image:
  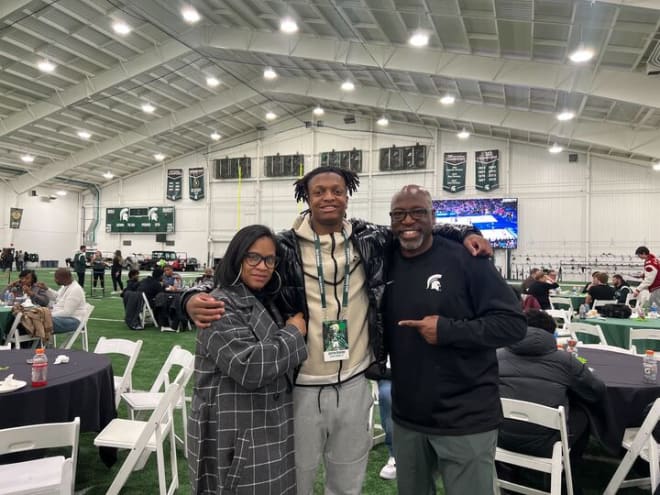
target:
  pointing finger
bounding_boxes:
[398,320,423,327]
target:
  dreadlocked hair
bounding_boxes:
[292,166,360,204]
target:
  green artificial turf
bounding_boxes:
[1,269,649,494]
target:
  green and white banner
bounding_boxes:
[475,149,499,192]
[442,152,467,193]
[9,208,23,229]
[189,167,205,201]
[166,169,183,201]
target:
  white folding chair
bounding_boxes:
[549,297,574,314]
[94,382,182,495]
[625,292,637,309]
[495,398,573,495]
[5,313,40,349]
[122,345,194,456]
[593,299,617,310]
[94,337,143,408]
[568,322,608,345]
[368,380,386,447]
[0,417,80,495]
[604,398,660,494]
[629,328,660,355]
[52,303,94,352]
[141,292,157,328]
[545,309,571,337]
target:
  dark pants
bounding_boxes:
[111,269,123,291]
[76,270,85,287]
[93,271,105,288]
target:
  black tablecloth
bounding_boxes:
[577,348,660,454]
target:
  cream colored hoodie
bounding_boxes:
[293,215,373,385]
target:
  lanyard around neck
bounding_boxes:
[313,229,351,318]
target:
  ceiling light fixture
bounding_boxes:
[21,154,34,163]
[377,116,389,126]
[569,46,594,63]
[210,132,221,141]
[154,153,166,161]
[439,94,456,105]
[280,17,298,34]
[653,162,660,171]
[112,21,131,35]
[181,5,201,24]
[103,171,114,179]
[265,111,277,120]
[206,76,220,87]
[142,103,155,113]
[548,143,563,154]
[556,111,575,122]
[37,59,56,73]
[77,130,91,140]
[341,80,355,91]
[457,128,470,139]
[408,30,429,47]
[263,67,277,80]
[56,190,67,196]
[313,105,324,116]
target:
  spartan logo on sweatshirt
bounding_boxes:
[426,274,443,292]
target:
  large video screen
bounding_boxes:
[106,207,175,233]
[432,198,518,249]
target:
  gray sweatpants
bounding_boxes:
[293,375,373,495]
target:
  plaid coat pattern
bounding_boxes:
[187,284,308,494]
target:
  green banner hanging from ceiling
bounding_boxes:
[166,169,183,201]
[189,167,205,201]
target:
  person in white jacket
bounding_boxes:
[46,268,87,333]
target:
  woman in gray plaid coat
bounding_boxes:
[188,225,308,494]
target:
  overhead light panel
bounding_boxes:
[263,67,277,80]
[112,21,131,35]
[154,153,166,161]
[181,5,201,24]
[377,116,389,126]
[103,171,114,179]
[280,17,298,34]
[313,105,324,116]
[439,94,455,105]
[37,60,56,73]
[265,111,277,121]
[210,132,221,141]
[457,128,470,139]
[206,76,220,87]
[77,130,91,140]
[548,143,563,154]
[408,30,429,47]
[21,154,34,163]
[653,162,660,171]
[556,111,575,122]
[341,80,355,91]
[56,190,67,196]
[569,46,594,63]
[142,103,155,113]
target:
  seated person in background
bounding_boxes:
[526,269,559,310]
[5,269,51,307]
[137,267,164,307]
[497,309,606,491]
[521,267,541,293]
[121,269,140,297]
[582,271,599,294]
[194,267,214,286]
[45,268,87,333]
[612,274,631,304]
[162,265,183,291]
[585,272,616,307]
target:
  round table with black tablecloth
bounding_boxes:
[0,349,117,465]
[576,347,660,455]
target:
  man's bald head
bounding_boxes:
[391,185,433,209]
[54,267,73,286]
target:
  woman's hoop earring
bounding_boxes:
[267,270,282,295]
[230,266,243,286]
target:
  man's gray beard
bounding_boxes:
[398,235,424,252]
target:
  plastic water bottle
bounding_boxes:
[31,348,48,388]
[5,290,14,307]
[572,286,578,295]
[651,302,658,317]
[579,304,588,319]
[643,350,657,384]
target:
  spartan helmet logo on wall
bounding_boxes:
[426,274,443,292]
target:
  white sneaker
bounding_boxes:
[379,456,396,480]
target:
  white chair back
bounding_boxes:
[94,337,143,408]
[545,309,571,337]
[0,417,80,495]
[593,299,617,310]
[549,296,574,314]
[629,328,660,355]
[568,322,608,346]
[496,398,573,495]
[140,292,156,328]
[55,302,94,351]
[5,313,40,349]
